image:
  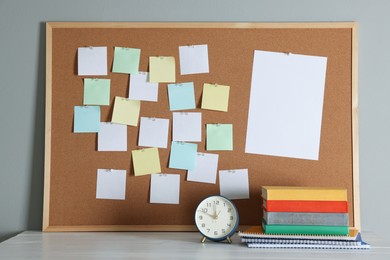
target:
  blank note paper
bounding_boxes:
[169,141,197,170]
[73,106,100,133]
[201,83,230,112]
[150,173,180,204]
[149,56,176,83]
[168,82,196,111]
[245,50,327,160]
[179,44,209,75]
[84,78,110,106]
[96,169,126,200]
[187,153,219,184]
[206,124,233,151]
[98,122,127,151]
[78,47,107,76]
[172,112,201,142]
[132,148,161,176]
[112,47,141,74]
[219,169,250,200]
[138,117,170,148]
[129,72,159,102]
[111,97,141,126]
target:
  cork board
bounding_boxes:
[43,22,359,232]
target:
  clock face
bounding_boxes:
[194,195,239,241]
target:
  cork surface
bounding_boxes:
[47,25,354,228]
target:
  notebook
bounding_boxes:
[242,237,363,245]
[239,226,370,250]
[239,226,359,241]
[247,243,370,249]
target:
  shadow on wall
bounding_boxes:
[0,232,21,243]
[0,22,45,244]
[26,22,46,233]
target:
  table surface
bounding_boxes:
[0,231,389,259]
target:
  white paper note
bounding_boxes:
[129,72,159,102]
[172,112,201,142]
[78,47,107,76]
[179,44,209,75]
[187,153,219,184]
[98,122,127,151]
[219,169,249,200]
[96,169,126,200]
[245,50,327,160]
[138,117,170,148]
[150,174,180,204]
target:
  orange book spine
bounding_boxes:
[264,200,348,213]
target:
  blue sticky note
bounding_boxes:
[169,141,197,170]
[74,106,100,133]
[168,82,196,111]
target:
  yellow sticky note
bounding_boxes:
[201,83,230,112]
[149,56,176,83]
[132,148,162,176]
[111,96,141,126]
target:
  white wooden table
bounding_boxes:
[0,231,389,259]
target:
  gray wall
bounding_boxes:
[0,0,389,242]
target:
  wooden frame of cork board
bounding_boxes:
[43,22,359,232]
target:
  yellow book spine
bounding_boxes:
[262,186,347,201]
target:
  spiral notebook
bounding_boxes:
[247,243,370,249]
[239,226,370,250]
[242,237,363,245]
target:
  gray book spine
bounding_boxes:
[263,211,349,226]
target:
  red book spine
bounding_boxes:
[264,200,348,213]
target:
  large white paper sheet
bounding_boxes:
[187,153,219,184]
[245,50,327,160]
[219,169,249,200]
[179,44,209,75]
[96,169,126,200]
[150,174,180,204]
[172,112,201,142]
[78,47,107,76]
[138,117,169,148]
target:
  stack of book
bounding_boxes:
[238,186,369,249]
[261,186,350,235]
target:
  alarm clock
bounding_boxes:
[194,195,239,243]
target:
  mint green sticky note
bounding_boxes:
[74,106,100,133]
[112,47,141,74]
[84,79,110,106]
[168,82,196,111]
[206,124,233,151]
[169,141,197,170]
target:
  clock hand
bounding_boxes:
[213,210,222,219]
[197,210,215,219]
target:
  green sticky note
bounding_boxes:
[169,141,197,170]
[111,96,141,126]
[206,124,233,151]
[74,106,100,133]
[83,78,110,106]
[112,47,141,74]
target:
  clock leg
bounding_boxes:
[201,236,207,243]
[226,237,232,244]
